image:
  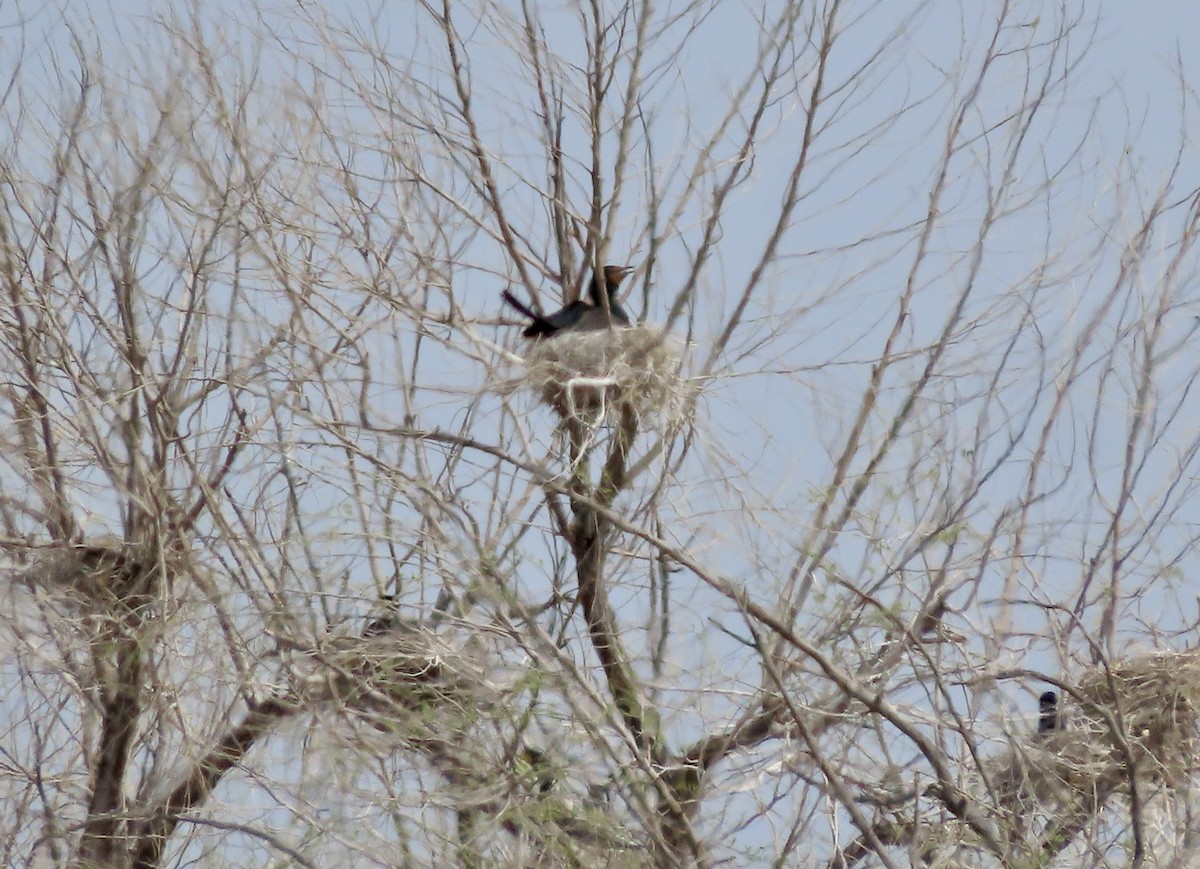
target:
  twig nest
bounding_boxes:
[988,731,1113,813]
[1073,649,1200,785]
[19,538,169,615]
[990,650,1200,818]
[296,629,504,716]
[521,324,685,422]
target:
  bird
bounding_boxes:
[503,265,633,338]
[1037,690,1059,734]
[517,747,557,794]
[362,592,417,637]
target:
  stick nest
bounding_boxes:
[991,649,1200,815]
[296,629,506,722]
[18,538,178,617]
[520,325,686,422]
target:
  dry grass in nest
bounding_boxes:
[298,629,503,715]
[520,324,686,423]
[19,538,177,618]
[1073,649,1200,785]
[990,649,1200,819]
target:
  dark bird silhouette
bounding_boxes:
[363,592,417,638]
[517,747,557,794]
[1037,690,1059,734]
[503,265,633,338]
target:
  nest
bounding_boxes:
[291,627,509,741]
[520,324,686,423]
[1073,649,1200,785]
[990,650,1200,818]
[18,538,173,618]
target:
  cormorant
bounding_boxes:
[1037,690,1059,734]
[363,592,417,637]
[503,265,633,338]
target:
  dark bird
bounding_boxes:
[363,592,417,638]
[517,747,557,794]
[503,265,633,338]
[1037,690,1059,734]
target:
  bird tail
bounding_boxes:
[501,290,540,322]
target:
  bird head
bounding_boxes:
[597,265,634,306]
[586,264,634,305]
[1037,690,1059,733]
[603,264,634,288]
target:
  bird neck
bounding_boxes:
[587,276,606,306]
[590,283,623,309]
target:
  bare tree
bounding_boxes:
[3,1,1200,866]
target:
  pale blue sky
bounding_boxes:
[3,0,1200,864]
